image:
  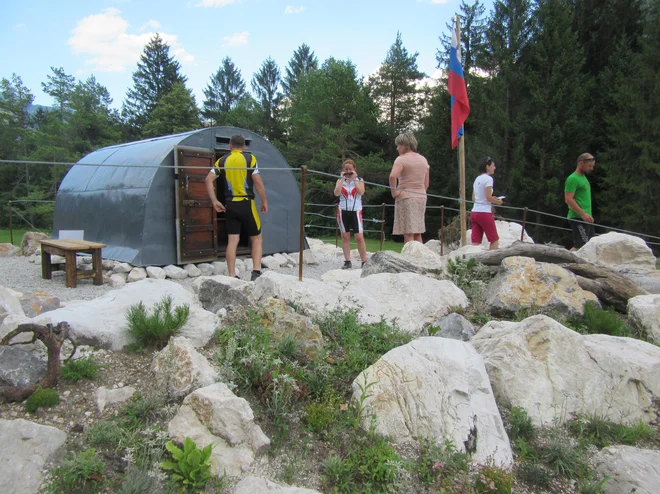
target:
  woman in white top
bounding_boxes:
[471,157,504,250]
[334,159,368,269]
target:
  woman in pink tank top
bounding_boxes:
[388,132,430,244]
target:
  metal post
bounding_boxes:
[380,203,385,251]
[8,201,13,245]
[521,207,528,242]
[298,166,307,282]
[440,206,445,256]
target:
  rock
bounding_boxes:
[282,252,299,266]
[592,445,660,494]
[235,258,245,271]
[259,299,324,360]
[352,337,512,466]
[196,278,254,314]
[127,267,147,283]
[20,232,49,256]
[361,250,444,279]
[233,476,322,494]
[102,259,116,270]
[309,242,342,257]
[302,249,319,266]
[0,346,47,388]
[20,292,60,318]
[446,244,487,261]
[1,285,25,325]
[628,294,660,343]
[472,315,660,426]
[108,273,126,287]
[576,232,657,273]
[33,279,217,350]
[0,313,33,344]
[0,243,20,257]
[113,262,133,274]
[95,386,136,413]
[320,269,363,284]
[168,383,269,477]
[184,264,202,278]
[163,264,188,280]
[146,266,166,280]
[152,337,220,399]
[251,271,469,333]
[430,313,475,341]
[197,263,214,276]
[486,256,599,317]
[401,241,444,271]
[0,419,67,494]
[628,270,660,294]
[211,261,229,276]
[467,220,534,249]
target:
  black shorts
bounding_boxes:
[337,209,364,234]
[226,200,261,237]
[569,219,594,249]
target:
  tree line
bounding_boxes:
[1,0,658,249]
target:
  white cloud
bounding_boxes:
[195,0,237,7]
[68,8,194,72]
[284,5,305,15]
[13,23,25,31]
[222,31,249,46]
[140,20,161,31]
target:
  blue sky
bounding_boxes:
[2,0,492,109]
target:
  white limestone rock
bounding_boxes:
[233,476,322,494]
[628,294,660,343]
[163,264,189,280]
[127,267,147,283]
[576,232,657,273]
[113,262,133,274]
[108,273,126,287]
[146,266,166,280]
[401,241,444,271]
[95,386,136,413]
[197,263,215,276]
[184,264,202,278]
[593,445,660,494]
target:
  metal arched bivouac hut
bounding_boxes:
[53,127,302,266]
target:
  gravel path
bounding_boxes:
[0,246,352,303]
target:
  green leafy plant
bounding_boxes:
[125,295,190,349]
[161,438,213,491]
[507,406,535,441]
[353,373,377,431]
[46,449,105,493]
[25,387,59,413]
[61,356,101,382]
[414,439,470,487]
[474,460,513,493]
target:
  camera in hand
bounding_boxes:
[344,172,354,177]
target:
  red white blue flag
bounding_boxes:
[448,26,470,149]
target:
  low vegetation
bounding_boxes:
[125,295,190,350]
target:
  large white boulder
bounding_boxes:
[32,279,217,350]
[576,232,657,273]
[472,315,660,426]
[400,241,444,271]
[593,445,660,494]
[1,285,25,326]
[168,383,269,477]
[486,256,598,317]
[0,419,67,494]
[352,337,512,466]
[628,294,660,343]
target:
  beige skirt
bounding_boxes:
[393,197,427,235]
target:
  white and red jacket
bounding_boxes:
[338,177,363,212]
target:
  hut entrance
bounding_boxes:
[174,145,250,264]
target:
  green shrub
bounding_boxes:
[162,438,213,491]
[61,357,100,382]
[414,439,470,486]
[25,387,59,413]
[46,449,105,493]
[582,301,630,336]
[305,393,340,434]
[474,460,513,493]
[507,407,535,441]
[516,461,552,489]
[321,455,353,491]
[125,295,189,349]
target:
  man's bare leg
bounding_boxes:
[251,234,263,271]
[226,234,240,277]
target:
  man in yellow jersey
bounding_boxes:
[205,134,268,281]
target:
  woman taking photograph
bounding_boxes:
[471,156,503,250]
[334,159,368,269]
[388,132,430,244]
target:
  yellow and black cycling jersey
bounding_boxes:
[213,150,259,202]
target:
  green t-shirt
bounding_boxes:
[564,172,591,219]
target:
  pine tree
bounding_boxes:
[143,82,200,138]
[122,34,187,138]
[0,74,34,159]
[41,67,75,123]
[202,57,246,125]
[368,32,425,144]
[282,43,318,96]
[437,0,488,76]
[251,57,283,140]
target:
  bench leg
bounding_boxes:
[92,249,103,286]
[65,251,77,288]
[41,249,52,280]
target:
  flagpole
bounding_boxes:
[456,15,467,247]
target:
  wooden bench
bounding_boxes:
[39,239,107,288]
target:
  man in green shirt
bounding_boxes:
[564,153,596,250]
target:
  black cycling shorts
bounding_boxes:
[226,200,261,237]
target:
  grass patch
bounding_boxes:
[125,295,190,350]
[46,449,106,493]
[0,228,49,246]
[60,357,101,382]
[315,235,403,253]
[567,301,632,337]
[568,415,658,448]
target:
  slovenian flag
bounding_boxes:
[448,26,470,149]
